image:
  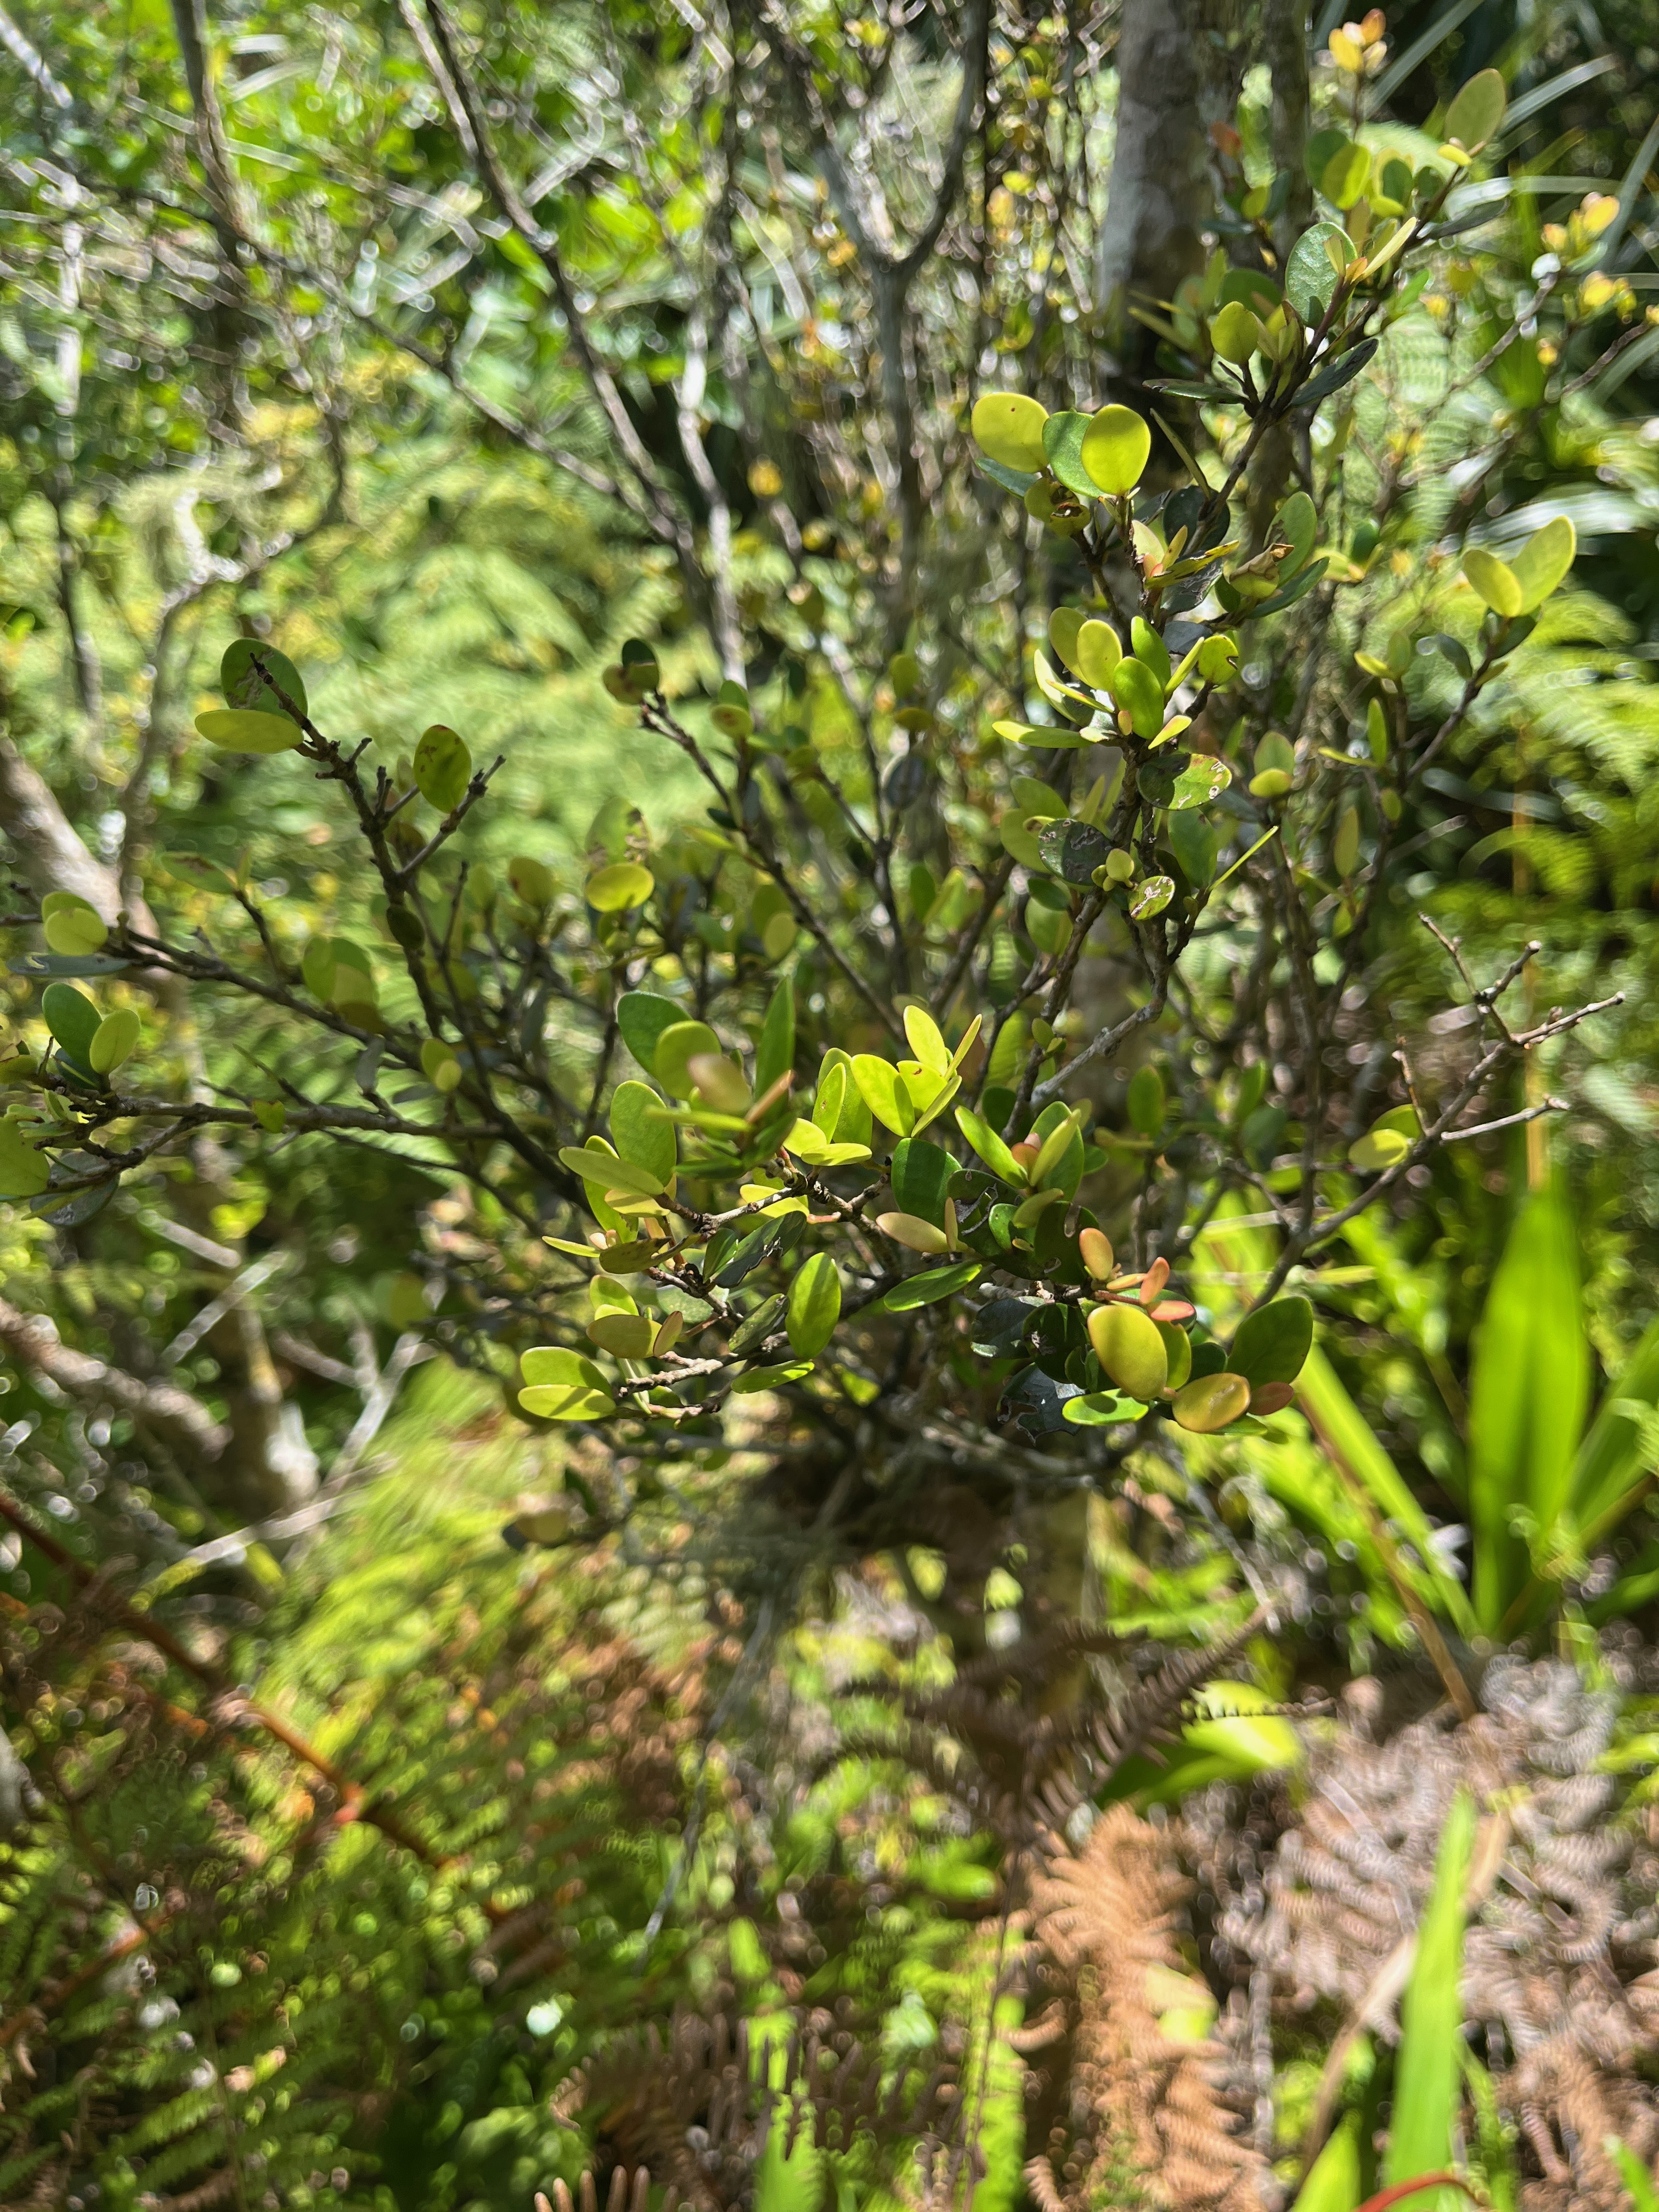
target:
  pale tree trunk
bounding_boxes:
[1094,0,1251,372]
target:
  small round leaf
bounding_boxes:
[220,639,307,721]
[1171,1370,1252,1432]
[412,724,472,812]
[1080,404,1151,496]
[971,391,1049,472]
[586,861,655,912]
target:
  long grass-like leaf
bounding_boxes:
[1467,1187,1588,1633]
[1384,1791,1474,2209]
[1198,1205,1477,1637]
[1295,2111,1361,2212]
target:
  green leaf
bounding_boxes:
[411,723,472,811]
[711,678,753,739]
[1303,126,1351,190]
[1088,1303,1168,1398]
[955,1106,1025,1184]
[518,1346,616,1420]
[1285,221,1353,323]
[1167,755,1233,810]
[193,708,304,754]
[1321,139,1372,210]
[853,1054,915,1136]
[971,391,1048,472]
[1201,1201,1478,1637]
[42,981,100,1066]
[1608,2141,1659,2212]
[0,1119,49,1198]
[585,861,654,911]
[1063,1390,1150,1426]
[1037,816,1108,884]
[1128,875,1175,919]
[1080,404,1151,496]
[1127,1064,1165,1135]
[1507,515,1576,611]
[1211,300,1263,364]
[1130,617,1171,689]
[1463,546,1523,618]
[1292,2114,1361,2212]
[1169,809,1218,886]
[88,1008,140,1076]
[1074,618,1122,686]
[1108,656,1164,737]
[1443,65,1506,150]
[730,1359,814,1393]
[1468,1184,1590,1634]
[654,1019,723,1097]
[754,974,795,1098]
[41,893,108,956]
[1040,409,1097,500]
[610,1079,675,1186]
[786,1251,842,1358]
[1277,491,1318,575]
[891,1137,955,1227]
[1571,1313,1659,1538]
[557,1141,665,1198]
[617,991,684,1076]
[881,1259,980,1310]
[1171,1370,1252,1431]
[220,638,307,721]
[1228,1295,1314,1384]
[729,1292,787,1357]
[1384,1791,1475,2210]
[1029,1098,1086,1196]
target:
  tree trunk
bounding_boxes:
[1094,0,1251,376]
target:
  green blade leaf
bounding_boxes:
[1384,1790,1475,2209]
[1468,1184,1589,1634]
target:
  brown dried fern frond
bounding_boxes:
[1192,1654,1659,2212]
[1027,1805,1265,2212]
[566,2007,960,2210]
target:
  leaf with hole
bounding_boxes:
[972,391,1048,471]
[1128,875,1175,919]
[1037,816,1108,885]
[220,639,307,721]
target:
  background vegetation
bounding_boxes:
[3,2,1659,2210]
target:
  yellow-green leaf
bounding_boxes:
[1080,404,1151,496]
[1463,546,1523,618]
[970,391,1048,472]
[194,708,304,754]
[585,861,654,911]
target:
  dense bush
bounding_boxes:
[4,3,1659,2209]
